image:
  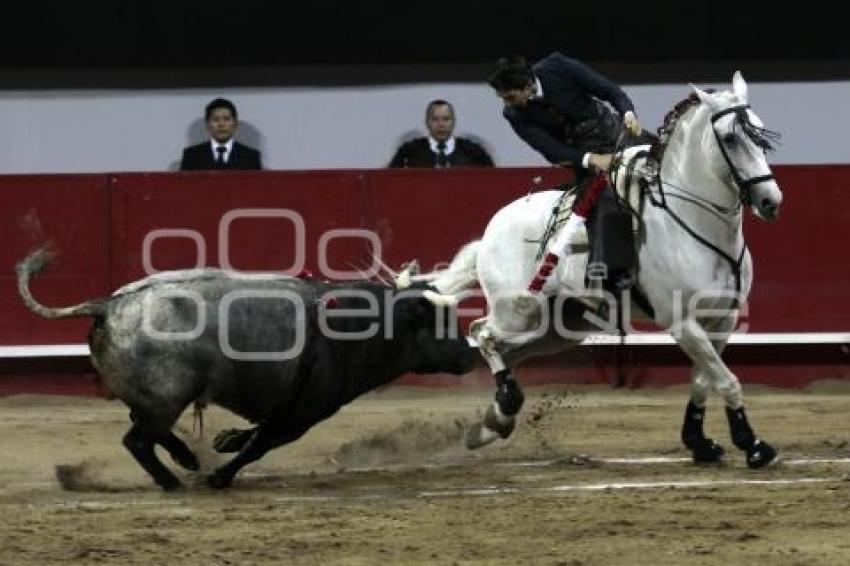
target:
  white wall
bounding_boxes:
[0,79,846,174]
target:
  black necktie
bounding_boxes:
[215,146,227,168]
[436,141,448,168]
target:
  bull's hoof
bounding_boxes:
[746,439,778,469]
[691,438,725,464]
[157,475,183,492]
[206,471,234,489]
[465,422,501,450]
[213,428,253,453]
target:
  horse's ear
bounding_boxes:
[690,83,719,111]
[732,70,748,101]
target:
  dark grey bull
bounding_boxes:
[17,248,475,490]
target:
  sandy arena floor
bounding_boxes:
[0,381,849,565]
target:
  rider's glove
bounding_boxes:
[624,111,642,136]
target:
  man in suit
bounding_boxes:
[487,53,653,294]
[180,98,262,170]
[389,99,494,168]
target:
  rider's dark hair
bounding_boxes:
[205,98,238,121]
[487,57,534,91]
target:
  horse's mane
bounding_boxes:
[649,88,779,163]
[649,91,705,162]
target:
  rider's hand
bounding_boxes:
[624,111,642,136]
[588,153,613,171]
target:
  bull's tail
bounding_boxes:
[16,246,106,319]
[419,240,481,295]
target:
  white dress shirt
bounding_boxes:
[428,136,456,155]
[210,138,234,163]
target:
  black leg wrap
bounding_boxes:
[727,407,778,468]
[744,439,778,469]
[726,406,756,451]
[494,370,524,416]
[681,402,706,449]
[691,438,725,464]
[682,402,724,463]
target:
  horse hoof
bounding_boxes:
[692,438,725,464]
[482,403,517,438]
[465,422,501,450]
[746,439,778,469]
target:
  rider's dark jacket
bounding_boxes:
[503,52,640,168]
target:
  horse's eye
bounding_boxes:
[722,133,737,146]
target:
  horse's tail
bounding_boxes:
[16,246,107,319]
[415,240,480,295]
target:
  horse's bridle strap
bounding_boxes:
[709,104,774,201]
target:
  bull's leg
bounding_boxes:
[159,432,200,471]
[207,424,307,489]
[673,317,777,468]
[123,422,182,491]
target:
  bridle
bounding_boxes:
[709,104,776,207]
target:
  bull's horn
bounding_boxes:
[396,270,412,290]
[394,259,420,290]
[373,255,398,278]
[423,289,459,308]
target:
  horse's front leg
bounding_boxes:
[465,322,525,449]
[681,315,732,463]
[673,317,778,468]
[682,366,726,464]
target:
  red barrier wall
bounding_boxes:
[0,175,110,344]
[745,166,850,331]
[1,166,847,393]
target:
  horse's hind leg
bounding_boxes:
[673,318,778,468]
[466,329,525,450]
[465,306,579,450]
[465,320,525,449]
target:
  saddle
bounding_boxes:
[536,176,642,295]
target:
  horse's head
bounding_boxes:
[690,72,783,221]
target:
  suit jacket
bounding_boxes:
[503,52,637,166]
[388,137,494,168]
[180,140,263,171]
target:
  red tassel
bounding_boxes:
[528,252,560,293]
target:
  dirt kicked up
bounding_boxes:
[1,381,849,565]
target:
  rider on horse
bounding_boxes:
[487,53,655,294]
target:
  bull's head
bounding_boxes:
[403,288,476,375]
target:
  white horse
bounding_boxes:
[417,72,783,467]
